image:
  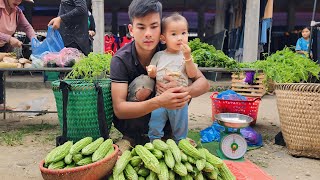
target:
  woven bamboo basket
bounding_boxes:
[39,144,118,180]
[275,83,320,158]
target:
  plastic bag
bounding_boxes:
[30,54,44,68]
[43,52,60,65]
[31,26,64,59]
[15,97,48,117]
[56,48,83,67]
[200,121,224,142]
[240,126,263,146]
[217,90,247,101]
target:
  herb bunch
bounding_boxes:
[66,53,112,81]
[188,38,238,69]
[239,47,320,83]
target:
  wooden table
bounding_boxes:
[0,67,259,119]
[0,68,72,119]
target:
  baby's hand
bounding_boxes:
[147,65,157,78]
[181,42,192,61]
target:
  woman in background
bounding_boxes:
[0,0,36,110]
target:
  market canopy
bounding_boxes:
[32,0,319,12]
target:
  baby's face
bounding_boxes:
[302,28,310,39]
[162,20,189,52]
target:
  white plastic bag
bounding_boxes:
[30,54,44,68]
[15,97,48,117]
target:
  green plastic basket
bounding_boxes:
[52,79,113,141]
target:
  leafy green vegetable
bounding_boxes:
[189,38,238,69]
[66,52,112,81]
[239,47,320,83]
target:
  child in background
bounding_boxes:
[295,27,312,58]
[147,12,198,143]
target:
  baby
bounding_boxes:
[147,12,198,142]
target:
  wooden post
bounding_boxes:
[214,0,226,34]
[287,0,296,32]
[197,4,205,40]
[92,0,105,53]
[111,7,118,35]
[243,0,260,62]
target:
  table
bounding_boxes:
[0,68,72,119]
[0,67,259,119]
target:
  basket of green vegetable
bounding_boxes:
[39,138,119,180]
[52,53,113,141]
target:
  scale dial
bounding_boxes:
[220,133,247,160]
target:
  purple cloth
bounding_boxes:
[244,71,255,85]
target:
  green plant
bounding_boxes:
[189,38,238,69]
[0,124,59,146]
[1,131,23,146]
[66,52,112,81]
[239,47,320,83]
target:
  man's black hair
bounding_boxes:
[128,0,162,23]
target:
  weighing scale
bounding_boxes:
[214,113,253,160]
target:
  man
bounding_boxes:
[110,0,210,150]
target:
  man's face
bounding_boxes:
[128,12,161,53]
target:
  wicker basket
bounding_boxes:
[39,144,118,180]
[52,79,113,141]
[275,83,320,158]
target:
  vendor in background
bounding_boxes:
[0,0,36,110]
[48,0,90,56]
[87,0,95,52]
[295,27,312,58]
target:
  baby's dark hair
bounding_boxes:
[161,12,188,33]
[128,0,162,23]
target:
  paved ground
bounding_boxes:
[0,75,319,180]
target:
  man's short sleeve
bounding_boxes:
[110,56,129,83]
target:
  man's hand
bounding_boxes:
[157,86,191,109]
[156,75,179,94]
[181,42,192,60]
[9,37,22,48]
[89,30,96,37]
[48,17,62,30]
[147,65,157,78]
